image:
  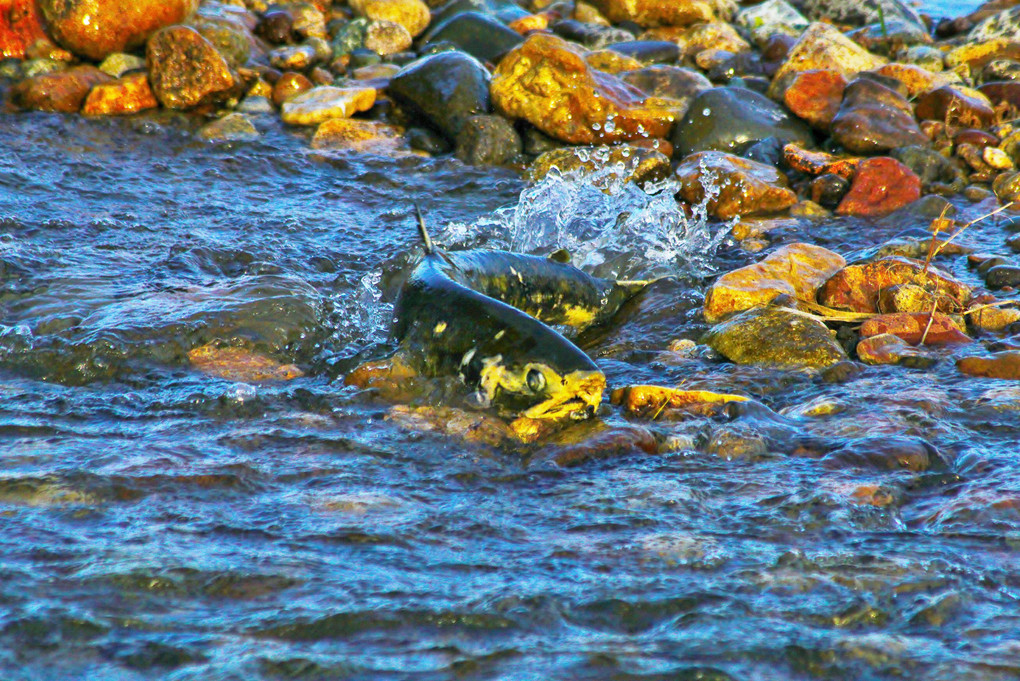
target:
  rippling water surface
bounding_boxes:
[3,109,1020,681]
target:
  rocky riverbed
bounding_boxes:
[5,0,1020,679]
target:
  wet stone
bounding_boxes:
[97,53,146,78]
[311,118,406,153]
[81,72,159,116]
[550,19,636,50]
[147,25,238,110]
[39,0,199,61]
[269,44,317,70]
[388,50,490,141]
[860,313,971,346]
[889,145,967,194]
[735,0,809,48]
[0,0,48,60]
[674,151,797,219]
[272,71,313,106]
[188,343,301,381]
[331,17,369,57]
[198,112,259,142]
[768,22,885,100]
[969,6,1020,42]
[985,265,1020,288]
[703,306,848,370]
[800,0,923,30]
[811,174,850,208]
[619,65,711,109]
[422,11,523,64]
[835,157,921,217]
[782,69,846,131]
[586,0,729,28]
[671,86,813,158]
[10,64,111,112]
[819,257,971,313]
[491,33,680,146]
[350,0,431,39]
[454,114,521,165]
[280,85,376,125]
[830,78,928,154]
[606,40,681,65]
[585,49,644,75]
[958,350,1020,379]
[528,145,670,186]
[822,436,942,472]
[256,10,295,45]
[856,333,935,366]
[915,86,996,128]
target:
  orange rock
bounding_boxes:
[310,118,407,153]
[782,69,846,131]
[819,257,971,313]
[704,242,846,322]
[915,86,996,128]
[675,150,797,219]
[386,405,512,446]
[187,344,303,382]
[491,33,682,145]
[871,63,957,98]
[860,313,971,346]
[957,351,1020,379]
[81,72,158,115]
[835,157,920,217]
[0,0,48,59]
[10,65,112,112]
[782,144,861,179]
[768,22,885,99]
[507,13,549,34]
[344,355,421,401]
[272,71,313,106]
[586,0,723,27]
[39,0,199,61]
[610,384,748,418]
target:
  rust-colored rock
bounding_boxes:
[860,313,971,346]
[490,33,682,145]
[81,72,158,115]
[610,385,749,419]
[768,22,885,99]
[272,71,313,106]
[783,144,861,179]
[0,0,48,58]
[783,69,846,131]
[39,0,199,61]
[856,333,934,365]
[915,86,996,128]
[675,150,796,219]
[10,65,111,112]
[586,0,730,27]
[835,157,921,217]
[818,257,971,313]
[957,351,1020,379]
[147,25,237,110]
[188,344,304,382]
[704,243,846,323]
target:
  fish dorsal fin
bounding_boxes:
[547,248,571,264]
[415,203,434,255]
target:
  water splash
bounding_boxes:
[438,147,729,281]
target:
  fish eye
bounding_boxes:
[526,368,546,393]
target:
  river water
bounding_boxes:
[4,57,1020,681]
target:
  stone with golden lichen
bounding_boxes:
[870,63,963,99]
[349,0,430,38]
[188,344,303,382]
[768,22,885,99]
[491,33,682,145]
[704,243,846,323]
[10,65,112,112]
[674,151,797,219]
[703,306,848,370]
[681,21,749,57]
[585,49,643,74]
[0,0,48,59]
[81,72,159,115]
[280,85,376,125]
[587,0,733,27]
[527,145,671,186]
[386,405,512,446]
[610,385,749,419]
[311,118,408,154]
[945,38,1020,72]
[968,303,1020,332]
[782,144,861,179]
[818,257,971,314]
[147,25,237,110]
[856,333,933,366]
[40,0,199,61]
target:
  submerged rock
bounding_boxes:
[671,86,813,157]
[610,385,749,419]
[703,306,848,370]
[958,351,1020,379]
[388,50,490,140]
[311,118,407,153]
[198,112,259,141]
[856,333,936,366]
[280,85,376,125]
[188,344,302,382]
[528,145,671,186]
[674,151,797,219]
[491,34,680,145]
[704,243,846,323]
[40,0,199,61]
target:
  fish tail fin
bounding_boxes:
[415,203,434,255]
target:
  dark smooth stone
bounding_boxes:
[619,65,710,111]
[976,256,1010,275]
[811,173,850,208]
[1000,216,1020,232]
[408,126,452,154]
[455,114,522,165]
[831,78,928,153]
[388,50,491,140]
[605,40,680,65]
[550,19,634,49]
[671,86,814,158]
[889,145,966,193]
[520,125,563,156]
[430,0,528,27]
[422,11,523,64]
[743,136,784,166]
[979,80,1020,108]
[986,265,1020,288]
[256,10,295,45]
[708,51,765,82]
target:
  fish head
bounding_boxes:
[475,355,605,421]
